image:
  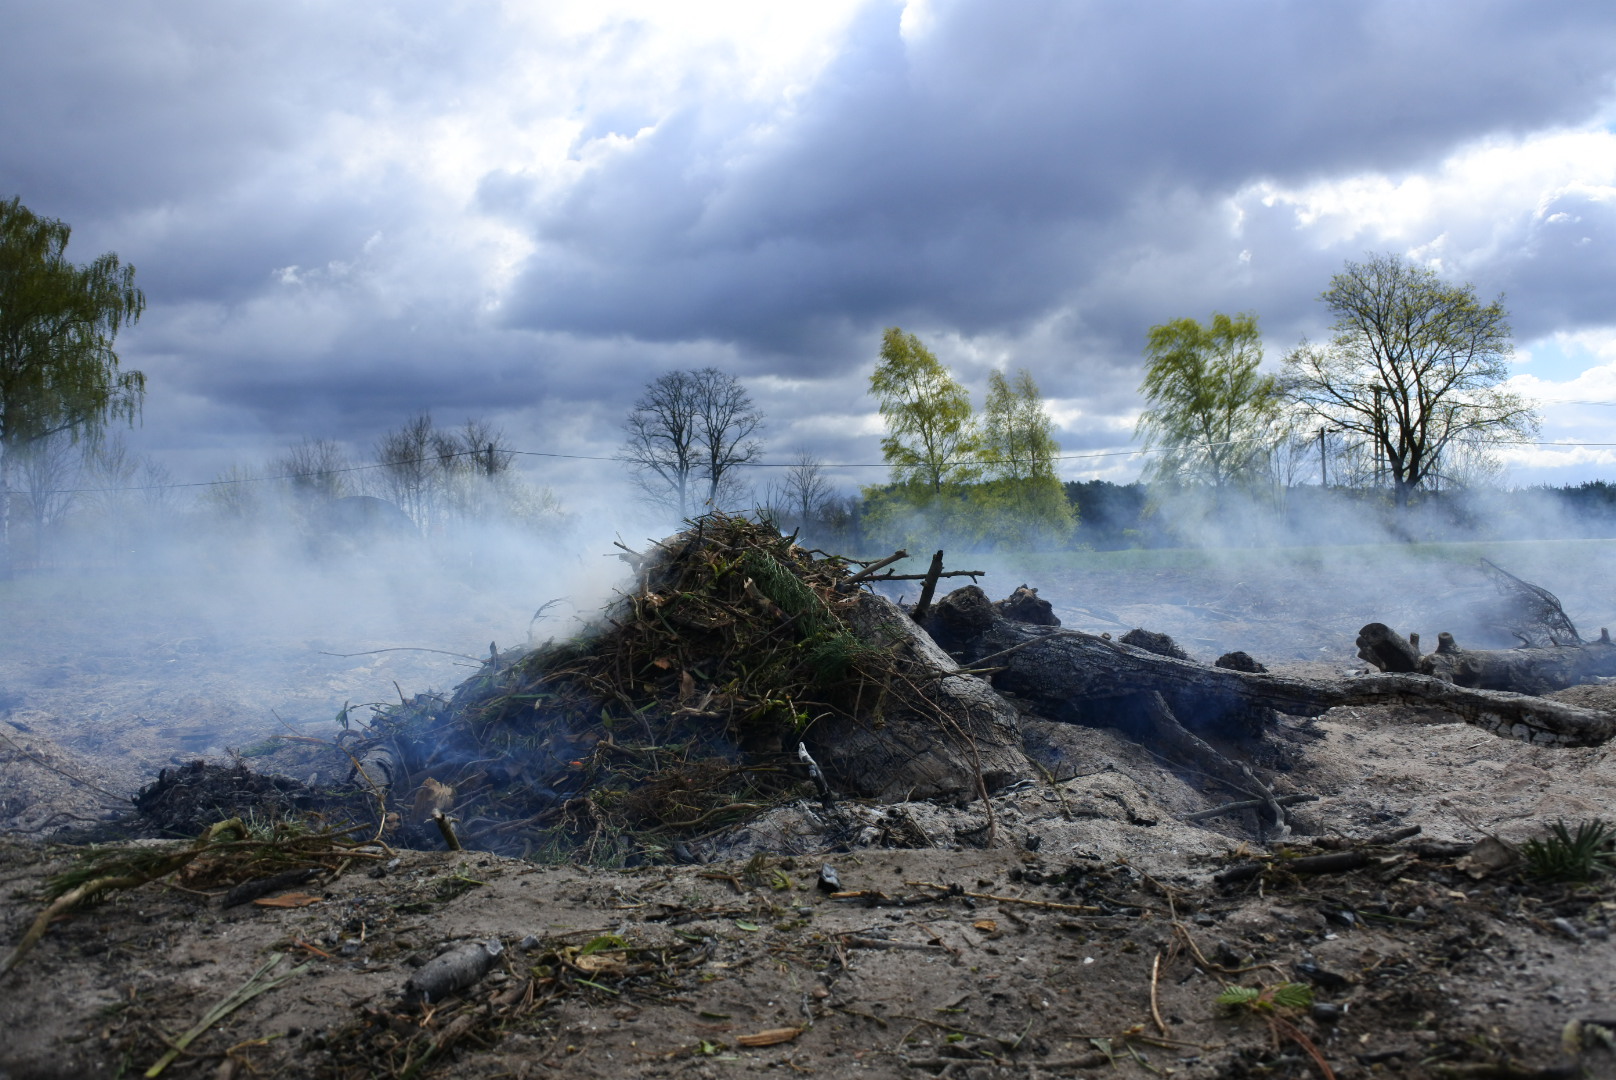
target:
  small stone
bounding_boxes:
[1310,1002,1345,1024]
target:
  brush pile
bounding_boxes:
[95,516,1616,866]
[360,514,1025,863]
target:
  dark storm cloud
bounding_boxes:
[0,1,507,223]
[501,0,1616,362]
[5,0,1616,494]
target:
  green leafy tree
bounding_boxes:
[1284,254,1537,507]
[1136,312,1282,489]
[0,197,145,564]
[870,328,979,494]
[865,328,982,547]
[982,369,1059,482]
[976,368,1074,546]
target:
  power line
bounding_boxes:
[17,437,1616,497]
[21,446,501,496]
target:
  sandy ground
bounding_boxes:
[2,541,1616,1079]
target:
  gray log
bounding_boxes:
[1417,631,1616,696]
[811,593,1033,801]
[962,619,1616,748]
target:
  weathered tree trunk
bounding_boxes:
[960,617,1616,748]
[811,593,1032,801]
[1415,630,1616,696]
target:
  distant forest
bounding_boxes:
[1056,480,1616,550]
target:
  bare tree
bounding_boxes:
[375,413,438,527]
[272,437,351,501]
[454,418,515,479]
[623,373,698,516]
[83,436,175,516]
[621,368,764,516]
[436,418,517,524]
[762,449,834,531]
[10,430,79,558]
[782,449,832,525]
[201,463,262,524]
[1284,254,1538,507]
[374,412,530,533]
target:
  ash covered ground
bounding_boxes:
[2,538,1616,1079]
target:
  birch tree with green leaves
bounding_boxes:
[1136,312,1282,489]
[869,327,979,494]
[979,368,1073,544]
[864,327,980,546]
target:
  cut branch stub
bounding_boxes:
[1356,623,1421,673]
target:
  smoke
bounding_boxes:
[0,470,654,829]
[965,482,1616,667]
[5,443,1614,840]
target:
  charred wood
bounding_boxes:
[1126,690,1291,837]
[952,611,1616,747]
[910,550,946,623]
[1356,623,1421,673]
[922,585,999,652]
[1119,628,1191,661]
[994,586,1060,627]
[1215,849,1373,885]
[1416,631,1616,696]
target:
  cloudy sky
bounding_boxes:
[6,0,1616,513]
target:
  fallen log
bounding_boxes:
[1415,630,1616,696]
[1357,620,1616,695]
[812,592,1031,801]
[938,596,1616,747]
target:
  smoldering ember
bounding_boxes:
[3,514,1616,1080]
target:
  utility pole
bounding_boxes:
[1317,428,1328,488]
[1371,386,1383,491]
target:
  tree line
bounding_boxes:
[1135,254,1538,508]
[203,413,565,540]
[621,253,1547,549]
[616,333,1074,551]
[0,189,1575,568]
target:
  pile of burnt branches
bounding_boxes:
[359,514,907,863]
